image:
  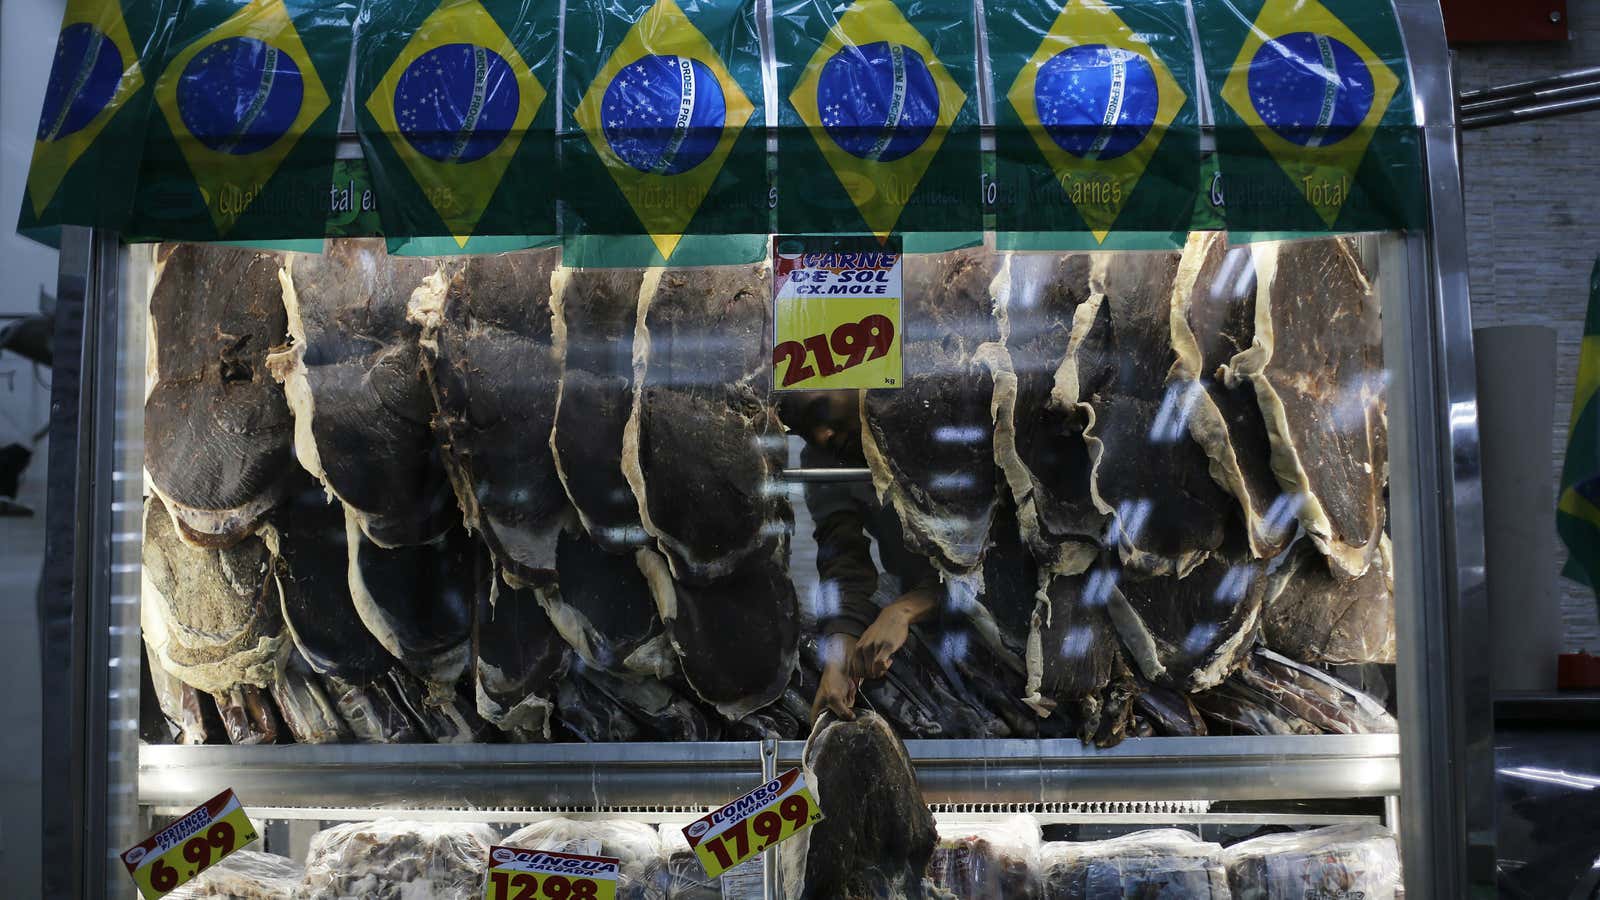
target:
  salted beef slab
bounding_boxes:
[1263,534,1395,664]
[271,240,455,547]
[1169,231,1296,560]
[213,685,283,745]
[781,711,938,900]
[1249,648,1396,733]
[141,495,286,694]
[982,251,1104,574]
[145,245,293,545]
[146,643,226,745]
[637,545,799,720]
[624,263,789,583]
[269,649,352,744]
[546,525,671,675]
[1075,251,1233,576]
[1106,529,1272,692]
[555,673,646,742]
[411,248,570,584]
[1224,237,1387,579]
[862,247,1004,577]
[1132,679,1208,737]
[476,570,570,741]
[1025,562,1137,745]
[1191,674,1321,736]
[550,267,650,552]
[347,510,481,702]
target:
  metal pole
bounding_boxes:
[1462,93,1600,130]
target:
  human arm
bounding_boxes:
[847,584,942,680]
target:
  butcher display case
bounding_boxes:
[31,0,1486,896]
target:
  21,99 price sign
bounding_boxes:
[772,235,903,391]
[483,846,619,900]
[121,788,258,898]
[682,767,824,879]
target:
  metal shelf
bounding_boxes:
[140,735,1398,813]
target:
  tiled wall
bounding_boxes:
[1457,6,1600,651]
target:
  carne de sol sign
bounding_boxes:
[772,235,905,392]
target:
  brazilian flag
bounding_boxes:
[1192,0,1422,235]
[357,0,558,251]
[18,0,176,239]
[1559,260,1600,607]
[774,0,979,236]
[126,0,355,241]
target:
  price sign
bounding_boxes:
[682,767,823,879]
[772,235,903,391]
[483,846,619,900]
[121,788,258,899]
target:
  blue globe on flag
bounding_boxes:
[1247,32,1375,147]
[817,41,939,162]
[177,36,304,155]
[37,23,125,142]
[601,54,726,175]
[1034,44,1159,161]
[395,43,521,164]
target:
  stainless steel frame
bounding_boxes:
[49,2,1488,895]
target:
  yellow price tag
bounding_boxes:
[121,788,259,899]
[772,236,903,391]
[484,846,620,900]
[683,767,824,879]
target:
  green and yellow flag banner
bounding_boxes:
[125,0,355,240]
[19,0,176,239]
[774,0,979,236]
[562,0,764,263]
[1193,0,1421,234]
[1560,260,1600,607]
[356,0,557,250]
[989,0,1198,249]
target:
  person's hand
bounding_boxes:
[849,604,913,680]
[810,663,858,723]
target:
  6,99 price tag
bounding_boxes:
[121,788,259,898]
[484,846,619,900]
[682,767,823,879]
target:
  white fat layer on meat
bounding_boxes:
[475,669,555,742]
[1105,587,1166,683]
[635,544,679,624]
[343,509,469,702]
[619,266,667,568]
[622,632,679,680]
[150,480,283,548]
[1227,239,1380,579]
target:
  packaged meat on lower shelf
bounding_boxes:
[502,818,669,899]
[1221,824,1400,900]
[927,815,1043,899]
[300,819,498,900]
[1040,829,1230,899]
[166,850,304,899]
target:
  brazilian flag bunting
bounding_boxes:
[19,0,176,239]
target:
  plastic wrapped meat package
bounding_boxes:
[1221,824,1400,900]
[300,819,498,899]
[927,815,1042,899]
[166,850,304,899]
[1040,829,1229,899]
[503,818,669,899]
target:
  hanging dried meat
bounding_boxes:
[212,684,282,745]
[1023,559,1136,745]
[1075,250,1234,576]
[551,267,650,552]
[141,495,285,695]
[546,525,672,675]
[145,245,293,545]
[781,711,937,900]
[145,643,225,745]
[1244,648,1397,734]
[476,569,570,741]
[410,248,570,584]
[1106,530,1272,692]
[862,247,1004,577]
[1039,830,1229,899]
[301,820,498,900]
[1169,231,1297,559]
[270,240,455,547]
[1223,237,1387,579]
[1263,535,1396,665]
[1222,824,1401,900]
[982,250,1104,573]
[269,649,351,744]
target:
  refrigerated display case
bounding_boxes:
[34,0,1487,896]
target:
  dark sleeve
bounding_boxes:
[800,444,880,640]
